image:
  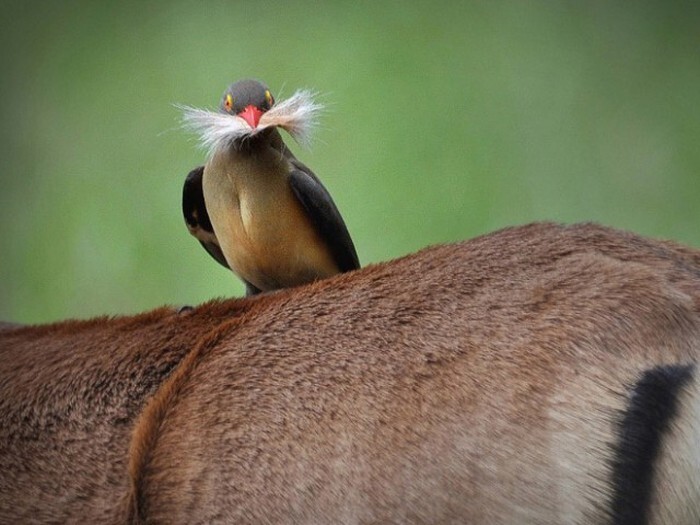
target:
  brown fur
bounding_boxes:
[0,302,254,523]
[2,222,700,524]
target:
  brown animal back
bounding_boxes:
[131,222,700,523]
[0,301,252,523]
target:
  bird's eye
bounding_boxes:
[224,94,233,111]
[265,90,274,108]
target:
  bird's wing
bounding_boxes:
[182,166,230,269]
[288,164,360,273]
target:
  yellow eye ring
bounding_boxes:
[224,94,233,111]
[265,90,274,107]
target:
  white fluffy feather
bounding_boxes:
[179,90,323,156]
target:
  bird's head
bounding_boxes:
[181,78,322,156]
[219,79,275,130]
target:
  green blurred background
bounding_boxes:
[1,1,699,324]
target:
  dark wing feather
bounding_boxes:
[182,166,230,269]
[288,166,360,273]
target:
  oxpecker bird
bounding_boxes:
[181,79,360,296]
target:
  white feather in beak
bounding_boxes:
[179,90,323,157]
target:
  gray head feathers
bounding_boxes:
[180,90,323,156]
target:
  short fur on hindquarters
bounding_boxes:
[3,222,700,524]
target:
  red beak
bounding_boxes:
[238,105,264,129]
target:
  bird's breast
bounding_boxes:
[202,149,339,291]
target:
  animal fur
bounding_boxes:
[180,89,323,155]
[1,222,699,524]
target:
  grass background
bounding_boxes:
[1,1,699,323]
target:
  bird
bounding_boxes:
[181,79,360,296]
